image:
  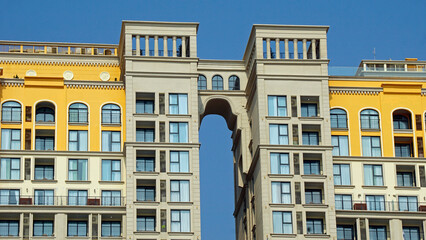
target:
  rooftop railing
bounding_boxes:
[0,42,117,56]
[329,64,426,76]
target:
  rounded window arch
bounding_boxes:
[360,109,380,129]
[2,101,21,122]
[198,75,207,90]
[212,75,223,90]
[330,108,347,129]
[228,75,240,90]
[69,103,88,123]
[102,104,121,124]
[36,102,55,122]
[393,109,411,130]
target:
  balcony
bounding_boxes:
[0,195,126,207]
[336,200,426,213]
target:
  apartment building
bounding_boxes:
[0,20,425,240]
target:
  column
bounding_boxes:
[182,36,186,57]
[266,38,271,59]
[365,218,370,240]
[145,35,149,56]
[356,218,361,240]
[154,36,159,56]
[255,37,263,59]
[284,39,289,59]
[88,213,93,237]
[423,220,426,240]
[319,38,328,59]
[135,35,140,56]
[275,38,280,59]
[293,39,298,59]
[164,36,168,57]
[173,36,177,57]
[312,39,317,59]
[303,39,307,59]
[389,219,403,239]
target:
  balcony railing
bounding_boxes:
[336,200,426,212]
[0,196,125,207]
[0,42,117,56]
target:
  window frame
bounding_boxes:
[169,93,188,115]
[228,75,240,90]
[212,75,223,90]
[303,160,320,175]
[170,151,189,173]
[269,124,289,145]
[136,157,155,172]
[270,153,290,174]
[271,182,291,204]
[101,159,121,181]
[301,103,318,117]
[305,189,322,204]
[360,109,380,130]
[366,195,385,211]
[137,216,156,232]
[101,221,121,237]
[102,131,121,152]
[101,104,121,124]
[272,211,292,234]
[68,130,88,151]
[302,131,319,145]
[335,194,352,210]
[330,108,347,129]
[1,129,21,150]
[398,196,418,211]
[34,189,54,205]
[331,135,349,156]
[198,75,207,90]
[169,122,189,143]
[306,218,324,234]
[333,164,351,185]
[362,136,381,157]
[68,190,88,206]
[33,220,53,236]
[1,101,22,122]
[0,220,19,236]
[170,180,190,202]
[135,100,154,114]
[68,159,88,181]
[268,96,287,117]
[364,164,383,186]
[67,221,87,237]
[101,190,121,206]
[0,158,20,180]
[170,210,191,232]
[68,103,88,123]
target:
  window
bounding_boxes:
[268,96,287,116]
[35,136,54,151]
[171,210,191,232]
[136,128,154,142]
[302,132,319,145]
[102,221,121,237]
[337,225,354,240]
[403,227,420,240]
[68,159,88,181]
[394,115,410,129]
[137,157,155,172]
[369,226,386,240]
[212,75,223,90]
[36,107,54,122]
[35,165,53,180]
[270,153,289,174]
[198,75,207,90]
[170,151,189,172]
[360,109,379,129]
[0,189,19,205]
[68,221,87,236]
[304,160,320,175]
[0,158,20,180]
[136,100,154,114]
[170,122,188,143]
[364,165,383,186]
[34,189,54,205]
[399,196,417,211]
[305,189,322,204]
[171,180,190,202]
[68,190,88,206]
[272,211,292,234]
[102,159,121,181]
[271,182,291,204]
[102,131,121,151]
[335,194,352,210]
[397,171,414,187]
[169,93,188,114]
[333,164,351,185]
[137,187,155,201]
[366,195,385,211]
[68,130,88,151]
[1,129,21,150]
[0,220,19,236]
[269,124,288,145]
[137,216,155,231]
[228,75,240,90]
[330,109,347,129]
[1,101,21,122]
[102,104,121,124]
[301,103,318,117]
[306,219,323,234]
[102,190,121,206]
[69,103,88,123]
[332,136,349,156]
[395,143,412,157]
[34,220,53,236]
[362,136,381,157]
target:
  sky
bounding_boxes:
[1,1,425,239]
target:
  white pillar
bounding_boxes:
[145,35,149,56]
[389,219,403,240]
[365,218,370,240]
[319,38,328,59]
[311,39,317,59]
[293,39,298,59]
[275,38,280,59]
[284,39,289,59]
[164,36,168,57]
[266,38,271,59]
[135,35,140,56]
[303,39,307,59]
[356,218,361,240]
[154,36,159,56]
[173,36,177,57]
[182,36,186,57]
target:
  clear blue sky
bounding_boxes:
[1,1,425,239]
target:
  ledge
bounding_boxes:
[265,116,291,120]
[298,117,324,121]
[361,128,381,132]
[0,179,24,183]
[68,122,89,126]
[304,234,330,238]
[98,181,125,184]
[394,186,420,190]
[133,113,159,117]
[270,233,297,238]
[362,185,388,189]
[303,204,329,208]
[31,179,57,183]
[268,174,294,178]
[331,128,349,131]
[0,121,22,125]
[133,231,160,235]
[133,171,159,176]
[165,114,192,118]
[394,129,413,134]
[167,172,193,176]
[269,203,295,208]
[301,174,327,179]
[101,123,122,127]
[167,201,194,205]
[167,232,194,236]
[35,122,55,126]
[334,185,355,189]
[65,180,91,184]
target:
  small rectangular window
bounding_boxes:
[169,122,188,143]
[67,221,87,236]
[101,190,121,206]
[270,153,289,174]
[1,129,21,150]
[34,189,54,205]
[68,159,88,181]
[34,158,54,180]
[416,114,422,130]
[333,164,351,185]
[170,180,190,202]
[293,153,299,175]
[398,196,417,211]
[269,124,288,145]
[335,194,352,210]
[364,165,383,186]
[306,219,323,234]
[25,129,31,150]
[171,210,191,232]
[136,93,155,114]
[169,93,188,114]
[68,130,88,151]
[332,136,349,156]
[305,189,322,204]
[25,106,32,122]
[272,211,292,234]
[68,190,88,206]
[34,220,53,236]
[268,96,287,116]
[101,221,121,237]
[0,158,20,180]
[101,131,121,152]
[291,96,297,117]
[102,159,121,181]
[271,182,291,204]
[292,124,298,145]
[362,136,381,157]
[170,151,189,172]
[366,195,385,211]
[159,93,165,115]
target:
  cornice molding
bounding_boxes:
[0,53,119,67]
[329,86,383,95]
[65,80,124,90]
[0,78,24,87]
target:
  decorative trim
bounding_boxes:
[0,58,119,67]
[329,86,383,95]
[0,78,24,87]
[421,88,426,96]
[64,80,124,89]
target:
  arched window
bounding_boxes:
[2,101,21,122]
[198,75,207,90]
[69,103,88,123]
[102,104,121,124]
[330,108,347,129]
[393,110,411,129]
[36,102,55,122]
[228,75,240,90]
[212,75,223,90]
[360,109,379,129]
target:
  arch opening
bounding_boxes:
[200,98,237,131]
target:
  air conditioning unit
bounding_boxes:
[87,198,100,205]
[354,203,367,210]
[19,198,32,205]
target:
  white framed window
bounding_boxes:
[1,129,21,150]
[170,122,188,143]
[34,189,54,205]
[102,131,121,152]
[364,164,383,186]
[102,159,121,181]
[269,124,288,145]
[170,151,189,172]
[272,211,292,234]
[169,94,188,114]
[335,194,352,210]
[268,96,287,116]
[0,158,20,180]
[270,153,289,174]
[69,130,88,151]
[102,190,121,206]
[332,135,349,156]
[362,136,381,157]
[170,180,190,202]
[171,210,191,232]
[271,182,291,204]
[68,159,88,181]
[333,164,351,185]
